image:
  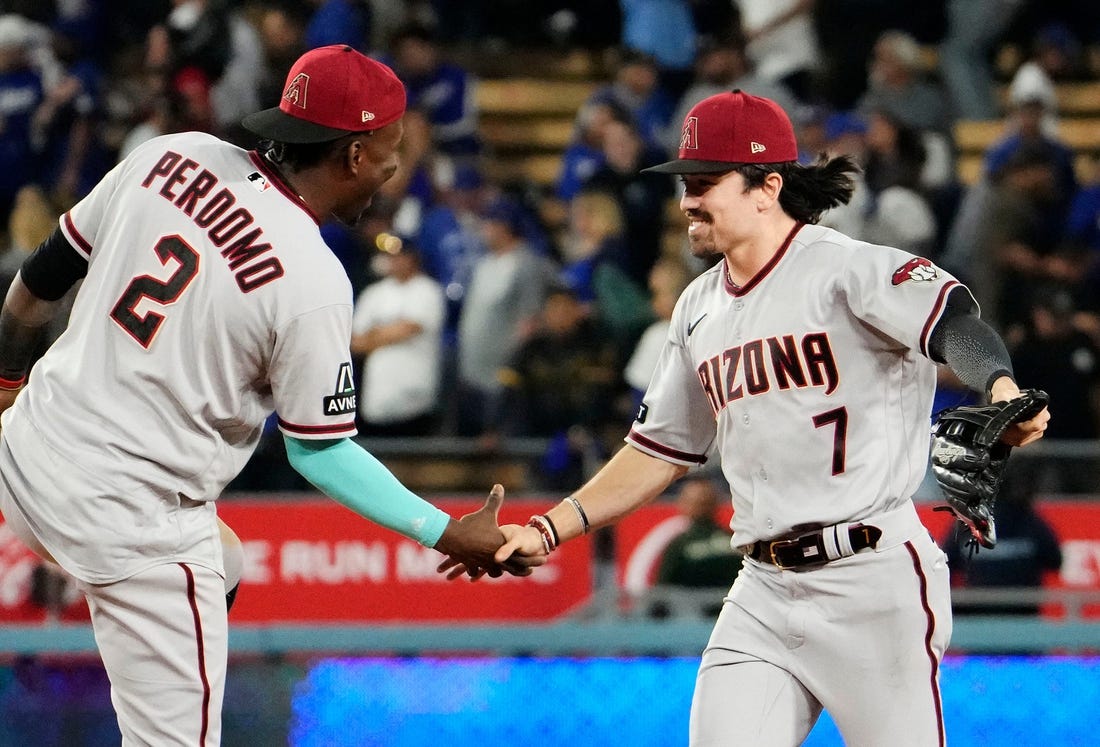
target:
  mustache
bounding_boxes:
[685,210,711,222]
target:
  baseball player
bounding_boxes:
[453,91,1050,745]
[0,46,536,746]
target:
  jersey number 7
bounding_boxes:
[812,406,848,475]
[110,235,200,348]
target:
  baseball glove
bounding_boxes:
[930,389,1049,550]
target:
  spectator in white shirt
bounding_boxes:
[351,237,446,436]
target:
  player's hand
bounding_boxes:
[495,523,550,564]
[1002,405,1050,447]
[435,499,551,582]
[434,484,550,581]
[432,484,508,580]
[441,525,552,579]
[436,550,545,581]
[989,378,1050,447]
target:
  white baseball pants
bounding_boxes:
[690,507,952,746]
[78,562,228,746]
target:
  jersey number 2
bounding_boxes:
[110,235,200,348]
[812,407,848,475]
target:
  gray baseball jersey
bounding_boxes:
[628,222,971,547]
[2,132,358,583]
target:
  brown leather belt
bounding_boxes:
[743,523,883,569]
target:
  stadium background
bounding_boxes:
[2,0,1100,745]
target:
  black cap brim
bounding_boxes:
[241,107,355,144]
[641,159,739,175]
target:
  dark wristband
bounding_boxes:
[984,368,1015,397]
[0,309,46,388]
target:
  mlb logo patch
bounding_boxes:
[247,172,271,192]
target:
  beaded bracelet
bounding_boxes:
[526,515,557,554]
[541,512,560,546]
[564,496,590,534]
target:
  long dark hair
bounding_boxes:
[735,154,861,224]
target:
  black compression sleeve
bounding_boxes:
[20,226,88,302]
[927,288,1014,394]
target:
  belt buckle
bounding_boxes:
[768,538,800,569]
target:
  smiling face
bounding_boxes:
[679,170,759,259]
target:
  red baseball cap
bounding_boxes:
[242,45,406,144]
[643,90,798,174]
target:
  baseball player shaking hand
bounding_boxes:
[0,46,538,746]
[443,91,1050,745]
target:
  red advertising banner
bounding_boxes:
[616,500,1100,604]
[219,500,592,623]
[4,496,1100,624]
[1,521,91,623]
[0,498,593,624]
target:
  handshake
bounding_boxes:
[432,484,556,580]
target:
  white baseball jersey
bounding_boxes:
[2,131,359,583]
[628,222,971,547]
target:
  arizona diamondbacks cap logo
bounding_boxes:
[680,117,699,150]
[323,362,357,415]
[284,73,309,109]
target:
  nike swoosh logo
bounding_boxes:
[687,313,707,336]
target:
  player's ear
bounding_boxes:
[347,140,362,171]
[757,171,783,210]
[338,136,364,175]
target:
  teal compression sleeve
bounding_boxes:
[283,435,450,547]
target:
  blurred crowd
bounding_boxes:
[1,0,1099,495]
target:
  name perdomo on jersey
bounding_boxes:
[141,150,285,293]
[697,332,839,416]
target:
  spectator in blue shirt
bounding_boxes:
[1064,176,1100,314]
[387,22,481,158]
[555,99,631,202]
[586,49,676,149]
[0,15,46,225]
[984,96,1078,238]
[304,0,372,51]
[620,0,698,98]
[417,165,490,347]
[1066,179,1100,253]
